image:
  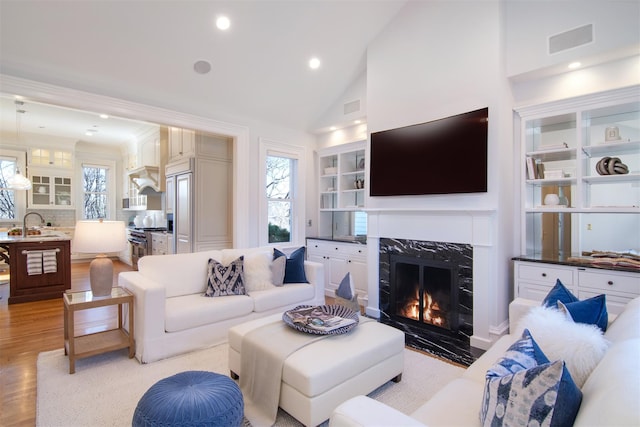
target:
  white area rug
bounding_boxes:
[37,343,465,427]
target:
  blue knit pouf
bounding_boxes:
[132,370,244,427]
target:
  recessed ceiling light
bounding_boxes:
[309,57,321,70]
[568,61,581,69]
[354,120,361,124]
[330,126,337,131]
[216,15,230,30]
[194,60,212,74]
[99,114,109,119]
[85,131,94,136]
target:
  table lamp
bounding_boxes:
[73,219,127,296]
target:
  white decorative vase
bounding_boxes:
[143,215,153,227]
[544,194,560,206]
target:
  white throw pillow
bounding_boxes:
[515,306,610,388]
[222,249,274,292]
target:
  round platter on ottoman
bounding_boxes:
[132,371,244,427]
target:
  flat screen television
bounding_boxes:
[369,107,488,196]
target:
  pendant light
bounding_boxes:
[7,100,32,191]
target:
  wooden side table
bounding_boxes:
[63,287,134,374]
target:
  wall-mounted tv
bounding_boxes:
[369,107,488,196]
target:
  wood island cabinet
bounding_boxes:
[7,239,71,304]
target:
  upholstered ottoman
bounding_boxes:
[228,313,405,426]
[132,370,244,427]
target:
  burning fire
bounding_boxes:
[400,287,445,327]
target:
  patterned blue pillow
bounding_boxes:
[274,247,308,284]
[204,256,246,297]
[480,329,582,427]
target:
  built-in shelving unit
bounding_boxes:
[516,86,640,258]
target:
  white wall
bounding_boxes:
[363,0,514,347]
[505,0,640,79]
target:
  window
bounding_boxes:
[260,139,306,246]
[266,155,294,243]
[0,157,17,220]
[82,164,108,219]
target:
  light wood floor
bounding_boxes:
[0,260,134,427]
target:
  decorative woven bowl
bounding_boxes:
[282,304,359,335]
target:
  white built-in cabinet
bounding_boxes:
[28,148,74,209]
[318,140,366,212]
[516,86,639,257]
[168,127,196,162]
[514,260,639,315]
[307,238,368,306]
[513,86,639,313]
[165,130,233,253]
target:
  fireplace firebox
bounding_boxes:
[379,238,474,366]
[390,255,459,334]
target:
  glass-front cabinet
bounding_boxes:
[29,171,73,209]
[517,86,640,259]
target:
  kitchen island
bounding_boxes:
[0,232,71,304]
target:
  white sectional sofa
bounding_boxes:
[119,246,325,363]
[330,296,640,427]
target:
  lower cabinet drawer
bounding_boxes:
[517,262,574,285]
[578,269,639,295]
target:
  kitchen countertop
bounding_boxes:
[0,231,72,244]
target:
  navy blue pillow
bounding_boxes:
[542,279,608,331]
[564,294,608,332]
[542,279,578,307]
[273,247,308,284]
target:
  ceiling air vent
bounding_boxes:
[343,99,360,115]
[549,23,593,54]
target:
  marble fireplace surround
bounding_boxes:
[379,238,474,365]
[365,209,500,355]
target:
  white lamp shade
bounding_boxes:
[73,220,127,254]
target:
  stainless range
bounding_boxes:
[127,227,167,269]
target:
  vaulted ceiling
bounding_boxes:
[0,0,407,145]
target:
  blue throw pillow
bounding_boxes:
[336,272,354,300]
[480,329,583,427]
[542,279,578,307]
[274,247,308,284]
[542,279,608,331]
[563,294,608,332]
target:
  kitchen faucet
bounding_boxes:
[23,212,45,237]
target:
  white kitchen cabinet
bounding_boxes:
[150,232,168,255]
[29,171,73,209]
[513,260,639,315]
[168,127,195,162]
[175,170,193,253]
[29,148,73,169]
[307,238,368,305]
[165,175,175,214]
[166,132,232,253]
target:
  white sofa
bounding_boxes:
[119,246,325,363]
[330,296,640,427]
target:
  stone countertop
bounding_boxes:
[0,230,72,244]
[512,254,640,274]
[306,236,367,244]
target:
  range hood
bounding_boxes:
[129,166,162,194]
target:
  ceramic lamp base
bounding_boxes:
[89,255,114,296]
